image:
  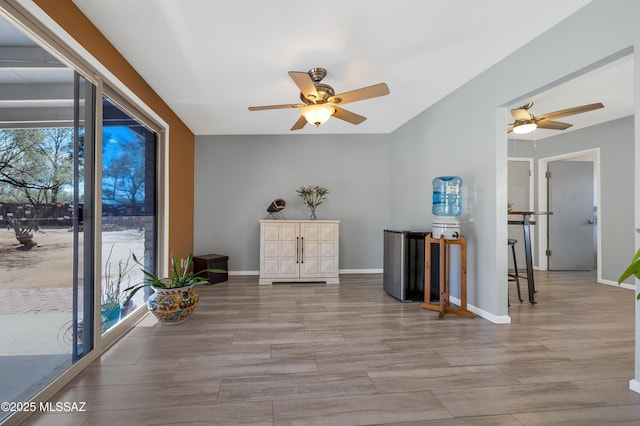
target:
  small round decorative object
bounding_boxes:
[147,285,199,325]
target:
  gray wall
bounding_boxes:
[194,0,640,330]
[194,134,391,272]
[509,116,635,283]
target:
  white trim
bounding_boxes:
[537,148,601,277]
[229,270,259,276]
[449,296,511,324]
[230,269,385,276]
[507,156,535,211]
[630,379,640,394]
[340,269,384,274]
[599,277,636,292]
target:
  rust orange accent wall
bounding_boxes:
[33,0,195,259]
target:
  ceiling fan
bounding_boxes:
[248,67,390,131]
[508,101,604,134]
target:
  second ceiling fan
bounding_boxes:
[248,67,390,131]
[508,101,604,134]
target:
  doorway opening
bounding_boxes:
[538,149,600,276]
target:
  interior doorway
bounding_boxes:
[538,149,600,275]
[507,158,534,272]
[547,158,597,270]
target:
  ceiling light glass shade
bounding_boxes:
[513,121,537,134]
[301,104,334,127]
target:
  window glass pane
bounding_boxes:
[0,15,94,422]
[100,96,157,333]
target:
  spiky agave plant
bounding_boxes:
[123,252,225,304]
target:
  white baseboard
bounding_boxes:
[599,277,635,291]
[630,379,640,394]
[229,269,384,276]
[447,296,511,324]
[229,271,258,276]
[339,269,383,274]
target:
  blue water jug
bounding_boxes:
[432,176,462,216]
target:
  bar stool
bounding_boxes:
[508,239,523,305]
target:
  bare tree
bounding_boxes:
[0,128,74,217]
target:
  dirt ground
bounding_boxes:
[0,227,145,290]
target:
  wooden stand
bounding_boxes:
[419,233,473,319]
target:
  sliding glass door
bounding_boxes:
[0,14,96,421]
[0,10,159,422]
[100,95,157,333]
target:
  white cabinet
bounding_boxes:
[259,220,339,285]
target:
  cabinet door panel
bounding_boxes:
[280,241,298,258]
[319,258,336,274]
[300,222,338,279]
[260,222,300,279]
[319,242,335,257]
[303,241,318,258]
[301,258,319,275]
[301,225,319,240]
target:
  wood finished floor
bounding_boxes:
[23,271,640,425]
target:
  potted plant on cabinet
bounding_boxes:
[124,252,225,325]
[296,185,329,220]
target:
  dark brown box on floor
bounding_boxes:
[193,254,228,284]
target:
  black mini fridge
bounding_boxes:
[383,230,439,302]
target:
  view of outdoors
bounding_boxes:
[100,96,157,331]
[0,14,158,422]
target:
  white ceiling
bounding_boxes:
[67,0,604,136]
[2,1,632,137]
[508,53,634,141]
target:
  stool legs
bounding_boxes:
[508,240,523,304]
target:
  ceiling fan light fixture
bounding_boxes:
[513,120,537,134]
[301,103,334,127]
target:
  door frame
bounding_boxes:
[507,157,535,272]
[507,157,535,211]
[537,148,602,281]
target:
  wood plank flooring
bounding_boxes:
[22,271,640,425]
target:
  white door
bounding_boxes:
[507,160,531,270]
[547,161,596,270]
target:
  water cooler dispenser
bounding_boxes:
[431,176,462,239]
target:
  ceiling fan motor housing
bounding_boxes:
[300,83,335,104]
[308,67,327,83]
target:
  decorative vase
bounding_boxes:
[309,206,317,220]
[147,284,199,325]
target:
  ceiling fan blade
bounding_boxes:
[248,103,303,111]
[537,102,604,121]
[535,120,572,130]
[333,106,366,125]
[507,126,515,134]
[329,83,389,105]
[288,71,319,101]
[290,115,307,131]
[511,108,531,121]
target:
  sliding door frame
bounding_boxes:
[0,1,169,423]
